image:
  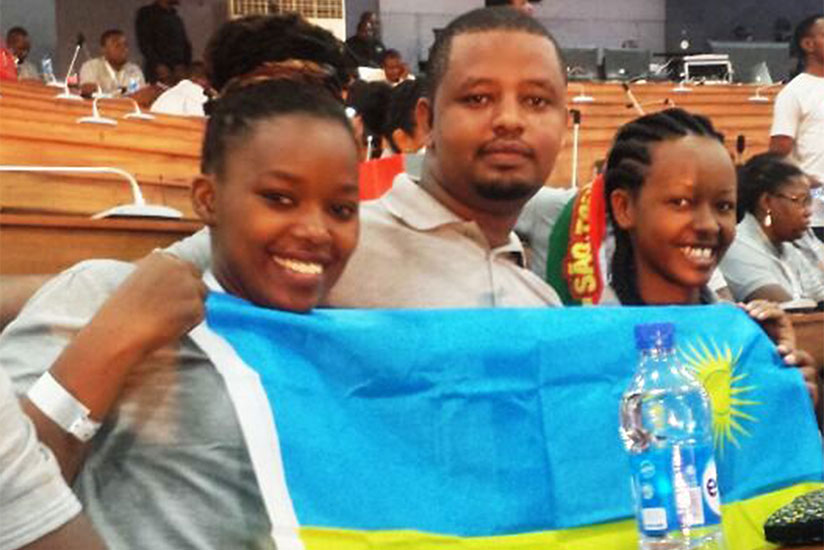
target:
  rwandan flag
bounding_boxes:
[190,293,823,550]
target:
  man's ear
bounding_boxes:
[609,188,637,230]
[191,175,218,227]
[415,96,434,150]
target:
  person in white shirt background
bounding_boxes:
[151,61,212,117]
[79,29,145,97]
[770,14,824,185]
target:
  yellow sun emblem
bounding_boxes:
[679,338,761,456]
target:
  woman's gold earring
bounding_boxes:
[764,210,772,228]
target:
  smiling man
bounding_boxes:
[326,7,568,307]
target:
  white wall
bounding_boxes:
[535,0,665,52]
[378,0,667,71]
[378,0,477,71]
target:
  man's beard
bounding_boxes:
[473,178,540,201]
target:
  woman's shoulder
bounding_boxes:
[20,260,136,321]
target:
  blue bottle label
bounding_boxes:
[630,444,721,536]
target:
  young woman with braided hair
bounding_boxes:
[604,108,728,306]
[603,108,818,404]
[0,16,361,548]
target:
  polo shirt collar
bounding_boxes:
[379,173,527,263]
[382,173,461,231]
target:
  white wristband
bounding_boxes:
[27,371,101,442]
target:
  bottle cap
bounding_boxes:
[634,322,675,351]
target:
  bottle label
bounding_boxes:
[630,444,721,536]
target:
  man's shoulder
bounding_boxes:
[50,259,135,292]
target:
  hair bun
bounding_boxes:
[218,59,342,100]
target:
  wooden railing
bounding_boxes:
[0,213,201,274]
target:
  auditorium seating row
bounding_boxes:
[2,79,821,370]
[0,79,779,274]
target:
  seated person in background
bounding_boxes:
[769,14,824,184]
[381,49,412,86]
[5,27,38,80]
[0,76,360,550]
[79,29,145,97]
[603,109,819,401]
[150,61,212,116]
[720,153,824,304]
[382,78,427,156]
[0,365,106,550]
[346,79,392,159]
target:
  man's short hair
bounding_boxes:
[6,26,28,43]
[424,7,564,102]
[100,29,124,46]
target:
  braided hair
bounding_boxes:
[604,108,724,305]
[201,79,353,178]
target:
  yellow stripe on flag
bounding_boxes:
[299,482,823,550]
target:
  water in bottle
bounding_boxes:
[127,75,140,94]
[619,323,724,550]
[41,56,56,84]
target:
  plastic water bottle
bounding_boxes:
[619,323,724,549]
[127,75,140,94]
[41,56,56,83]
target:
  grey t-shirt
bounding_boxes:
[0,368,81,550]
[0,260,274,550]
[514,186,577,279]
[720,213,824,302]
